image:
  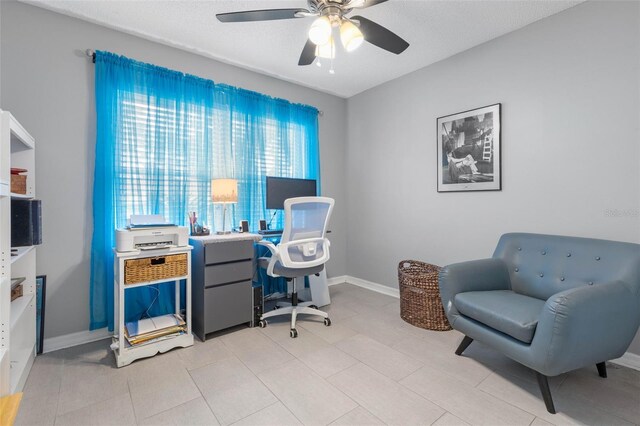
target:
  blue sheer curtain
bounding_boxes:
[213,86,321,296]
[90,51,319,330]
[213,85,320,232]
[91,51,215,330]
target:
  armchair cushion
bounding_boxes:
[454,290,546,344]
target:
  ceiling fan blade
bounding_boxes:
[298,39,317,66]
[217,8,309,23]
[352,15,409,54]
[345,0,389,9]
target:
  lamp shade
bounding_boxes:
[309,16,332,45]
[340,20,363,52]
[211,179,238,203]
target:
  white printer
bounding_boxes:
[116,215,189,252]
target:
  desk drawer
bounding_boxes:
[205,240,253,265]
[205,261,253,287]
[204,280,252,332]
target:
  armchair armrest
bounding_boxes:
[532,280,640,376]
[438,258,511,324]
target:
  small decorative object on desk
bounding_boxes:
[188,212,210,236]
[398,260,451,331]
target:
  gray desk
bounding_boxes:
[190,233,262,341]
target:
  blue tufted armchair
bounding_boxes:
[439,233,640,414]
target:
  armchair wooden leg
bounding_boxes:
[455,336,473,356]
[596,362,607,378]
[535,372,556,414]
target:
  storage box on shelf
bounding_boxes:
[10,173,26,195]
[0,111,37,396]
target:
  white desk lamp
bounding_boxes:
[212,178,237,235]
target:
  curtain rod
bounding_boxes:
[84,49,323,116]
[86,49,96,63]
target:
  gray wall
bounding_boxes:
[0,1,347,339]
[346,1,640,354]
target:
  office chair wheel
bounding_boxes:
[290,328,298,338]
[324,318,331,326]
[259,320,267,328]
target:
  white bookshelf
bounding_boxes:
[0,111,37,395]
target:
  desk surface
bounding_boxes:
[189,233,263,244]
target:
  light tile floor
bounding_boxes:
[17,284,640,426]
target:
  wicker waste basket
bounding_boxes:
[398,260,451,331]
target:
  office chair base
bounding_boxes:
[260,305,330,338]
[275,300,316,309]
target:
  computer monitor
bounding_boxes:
[266,176,317,210]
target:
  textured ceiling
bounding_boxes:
[22,0,581,98]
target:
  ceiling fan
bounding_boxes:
[216,0,409,67]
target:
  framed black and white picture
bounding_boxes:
[437,103,501,192]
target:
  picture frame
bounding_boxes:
[437,103,501,192]
[36,275,46,354]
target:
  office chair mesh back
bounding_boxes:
[281,197,333,266]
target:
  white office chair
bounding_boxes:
[257,196,334,338]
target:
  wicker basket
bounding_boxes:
[124,253,188,285]
[398,260,451,331]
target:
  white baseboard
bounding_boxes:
[43,327,111,354]
[326,275,347,286]
[343,275,400,298]
[611,351,640,371]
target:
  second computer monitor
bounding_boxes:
[266,176,317,210]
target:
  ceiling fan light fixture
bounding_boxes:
[315,37,335,59]
[309,16,332,45]
[340,20,364,52]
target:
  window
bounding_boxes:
[91,50,319,330]
[115,91,317,232]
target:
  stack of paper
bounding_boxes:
[129,214,176,229]
[124,314,186,346]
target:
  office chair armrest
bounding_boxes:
[257,240,280,277]
[257,240,278,256]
